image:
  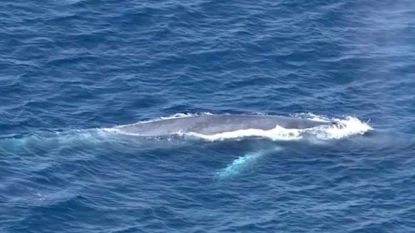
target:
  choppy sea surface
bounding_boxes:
[1,0,415,232]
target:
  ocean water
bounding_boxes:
[1,0,415,232]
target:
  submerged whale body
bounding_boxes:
[114,114,335,137]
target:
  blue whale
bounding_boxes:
[114,114,335,137]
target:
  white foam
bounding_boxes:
[304,116,373,140]
[186,125,303,141]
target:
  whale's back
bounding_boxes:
[114,115,333,137]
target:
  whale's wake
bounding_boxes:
[0,129,117,152]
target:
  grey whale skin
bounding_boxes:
[114,115,335,136]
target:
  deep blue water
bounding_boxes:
[1,0,415,232]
